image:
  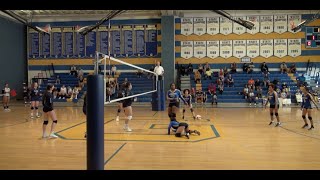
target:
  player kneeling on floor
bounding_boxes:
[167,116,200,139]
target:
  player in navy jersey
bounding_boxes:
[122,82,136,132]
[30,82,42,118]
[167,119,200,139]
[182,89,196,120]
[2,83,10,111]
[167,83,187,122]
[42,84,58,138]
[265,84,281,127]
[300,86,318,130]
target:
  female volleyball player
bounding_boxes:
[300,86,319,130]
[167,119,200,139]
[182,89,196,120]
[2,83,10,111]
[42,84,58,138]
[122,82,136,132]
[30,82,42,118]
[265,84,281,127]
[167,83,187,121]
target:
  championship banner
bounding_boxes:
[288,15,302,33]
[134,25,145,57]
[110,25,121,57]
[193,17,206,36]
[181,18,193,36]
[146,25,157,57]
[206,17,219,35]
[52,27,62,58]
[193,41,206,59]
[75,25,85,57]
[247,16,260,34]
[233,17,247,35]
[260,39,273,58]
[122,25,133,57]
[206,41,219,58]
[260,15,273,34]
[288,39,301,57]
[274,15,288,34]
[181,41,193,59]
[233,40,246,58]
[29,29,39,58]
[246,40,260,58]
[63,27,74,58]
[219,17,232,35]
[274,39,288,58]
[85,30,97,58]
[98,26,108,55]
[220,40,232,58]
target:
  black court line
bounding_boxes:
[280,126,320,141]
[55,119,114,134]
[104,143,127,166]
[153,111,158,116]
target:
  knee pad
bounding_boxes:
[43,121,49,125]
[35,107,38,110]
[53,120,58,124]
[275,113,279,117]
[190,108,194,112]
[183,109,186,113]
[308,116,312,121]
[270,112,274,116]
[302,115,306,119]
[31,107,34,110]
[127,116,132,121]
[117,109,121,113]
[175,133,182,137]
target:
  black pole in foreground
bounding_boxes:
[87,75,104,170]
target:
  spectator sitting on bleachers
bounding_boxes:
[79,75,85,88]
[219,69,224,80]
[59,85,67,99]
[218,83,224,95]
[254,79,261,91]
[226,74,234,87]
[217,77,223,86]
[78,67,84,78]
[137,69,143,78]
[111,65,117,77]
[204,62,211,72]
[230,62,237,73]
[187,63,193,75]
[257,86,263,99]
[223,66,229,77]
[243,84,249,99]
[281,82,288,93]
[248,88,256,106]
[195,71,201,84]
[55,75,60,85]
[208,82,216,95]
[242,63,248,73]
[247,62,254,74]
[72,87,79,99]
[289,63,297,73]
[198,64,204,76]
[67,86,73,98]
[260,62,269,74]
[70,64,77,77]
[280,62,288,74]
[204,69,212,80]
[248,78,255,90]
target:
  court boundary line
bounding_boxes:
[104,143,127,166]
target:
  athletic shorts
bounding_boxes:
[43,107,53,113]
[123,101,132,108]
[270,104,280,109]
[31,97,41,101]
[178,122,189,129]
[169,102,180,108]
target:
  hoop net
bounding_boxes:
[93,52,158,105]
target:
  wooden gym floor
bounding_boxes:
[0,103,320,170]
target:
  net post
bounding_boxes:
[86,74,104,170]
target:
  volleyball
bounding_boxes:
[196,115,202,120]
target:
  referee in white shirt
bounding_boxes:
[154,61,164,81]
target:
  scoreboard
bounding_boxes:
[306,27,320,48]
